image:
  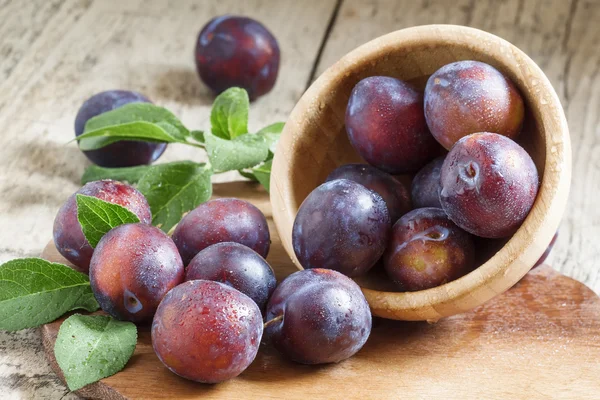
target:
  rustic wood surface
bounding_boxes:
[39,182,600,400]
[1,0,598,398]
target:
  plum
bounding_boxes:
[152,280,263,383]
[424,60,525,149]
[292,179,391,277]
[90,223,184,323]
[325,163,411,222]
[75,90,167,167]
[185,242,276,311]
[383,208,475,291]
[533,231,558,269]
[195,15,280,100]
[439,132,539,238]
[53,180,152,272]
[345,76,440,174]
[411,156,445,209]
[172,198,270,266]
[264,268,371,364]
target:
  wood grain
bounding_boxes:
[271,24,570,320]
[0,0,338,265]
[312,0,600,295]
[40,182,600,399]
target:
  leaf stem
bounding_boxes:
[183,141,206,149]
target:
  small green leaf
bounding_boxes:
[190,130,205,144]
[137,161,213,232]
[0,259,98,331]
[54,314,137,391]
[81,165,152,185]
[76,195,140,248]
[205,131,269,173]
[238,169,259,182]
[257,122,284,153]
[239,159,272,192]
[257,122,285,135]
[76,121,180,151]
[251,159,273,192]
[210,88,249,139]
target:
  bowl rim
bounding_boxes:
[270,24,571,320]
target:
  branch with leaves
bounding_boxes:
[75,87,283,233]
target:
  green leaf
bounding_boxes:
[205,131,269,173]
[0,259,98,331]
[76,121,180,151]
[137,161,213,232]
[75,103,190,150]
[257,122,285,135]
[239,159,272,192]
[238,169,259,182]
[81,165,153,185]
[54,314,137,391]
[85,103,189,140]
[257,122,284,153]
[76,195,140,248]
[210,88,249,139]
[251,159,272,192]
[190,130,205,144]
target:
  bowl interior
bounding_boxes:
[272,25,569,319]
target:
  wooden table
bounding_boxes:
[0,0,598,398]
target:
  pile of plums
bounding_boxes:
[293,60,546,292]
[53,179,371,383]
[59,15,366,384]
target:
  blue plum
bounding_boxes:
[292,179,391,277]
[383,207,475,291]
[172,198,270,265]
[185,242,276,311]
[439,132,539,238]
[195,16,280,100]
[411,156,445,209]
[424,60,525,149]
[345,76,440,174]
[264,268,372,364]
[75,90,167,167]
[90,223,184,323]
[533,231,558,269]
[152,280,263,383]
[53,180,152,272]
[325,163,411,223]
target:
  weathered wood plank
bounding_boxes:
[0,0,94,115]
[314,0,600,294]
[0,0,338,265]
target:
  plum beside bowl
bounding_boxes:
[270,25,571,321]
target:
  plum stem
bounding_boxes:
[263,315,283,329]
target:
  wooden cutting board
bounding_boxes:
[40,182,600,399]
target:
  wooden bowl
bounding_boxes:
[270,25,570,321]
